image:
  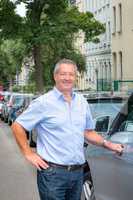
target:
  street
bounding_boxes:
[0,120,40,200]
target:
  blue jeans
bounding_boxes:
[37,167,83,200]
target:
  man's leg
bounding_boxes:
[65,169,83,200]
[37,167,83,200]
[37,167,68,200]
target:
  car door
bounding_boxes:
[86,129,133,200]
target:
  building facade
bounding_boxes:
[84,0,112,91]
[112,0,133,92]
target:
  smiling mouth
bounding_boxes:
[63,83,72,86]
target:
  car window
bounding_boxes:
[89,103,124,118]
[13,96,24,106]
[95,116,110,132]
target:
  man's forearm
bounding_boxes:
[84,130,113,149]
[84,130,124,154]
[11,122,48,170]
[84,130,105,147]
[11,122,33,156]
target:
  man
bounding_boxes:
[11,59,123,200]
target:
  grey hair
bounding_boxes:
[54,58,77,74]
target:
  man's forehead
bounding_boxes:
[59,63,76,71]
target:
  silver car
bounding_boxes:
[82,95,127,200]
[86,93,133,200]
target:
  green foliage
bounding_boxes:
[12,83,36,93]
[0,49,10,88]
[0,0,105,92]
[1,39,26,71]
[0,39,26,88]
[0,0,22,39]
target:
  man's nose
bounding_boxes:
[64,74,71,80]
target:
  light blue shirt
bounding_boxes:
[16,87,95,165]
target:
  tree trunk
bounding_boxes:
[9,77,13,92]
[33,45,44,93]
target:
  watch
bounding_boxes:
[102,139,107,147]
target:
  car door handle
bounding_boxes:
[114,145,133,161]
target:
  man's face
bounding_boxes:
[54,63,76,93]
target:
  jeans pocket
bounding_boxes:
[40,167,56,176]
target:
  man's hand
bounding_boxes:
[24,151,49,170]
[103,140,124,155]
[84,130,124,155]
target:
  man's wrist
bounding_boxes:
[102,139,108,148]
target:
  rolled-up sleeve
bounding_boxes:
[85,103,95,130]
[16,97,45,131]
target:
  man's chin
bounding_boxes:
[61,86,73,92]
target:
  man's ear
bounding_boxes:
[54,72,58,82]
[53,73,56,82]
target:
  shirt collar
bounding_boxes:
[53,87,76,99]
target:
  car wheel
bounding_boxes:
[4,115,8,123]
[8,118,13,126]
[1,116,4,121]
[29,132,36,148]
[81,179,95,200]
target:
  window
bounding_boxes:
[108,21,111,41]
[119,51,123,80]
[112,6,116,34]
[118,3,122,33]
[112,52,117,79]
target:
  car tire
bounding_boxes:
[29,132,36,148]
[81,179,95,200]
[8,120,12,126]
[4,116,8,123]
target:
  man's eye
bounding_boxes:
[69,73,74,76]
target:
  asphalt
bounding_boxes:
[0,120,40,200]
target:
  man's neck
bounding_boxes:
[55,87,72,103]
[63,94,72,104]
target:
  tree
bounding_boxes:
[0,0,105,92]
[0,39,26,89]
[0,0,22,39]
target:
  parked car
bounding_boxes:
[0,93,4,101]
[86,93,133,200]
[2,93,32,123]
[10,94,39,147]
[8,94,33,125]
[0,102,3,118]
[0,91,11,120]
[1,93,20,122]
[82,95,127,200]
